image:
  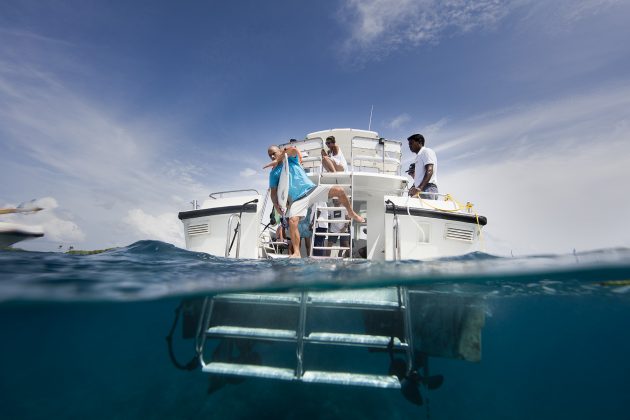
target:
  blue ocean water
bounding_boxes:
[1,241,629,419]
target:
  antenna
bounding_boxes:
[368,105,374,131]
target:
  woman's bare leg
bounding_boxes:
[322,156,337,172]
[332,161,345,171]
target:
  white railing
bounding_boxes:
[278,136,403,176]
[350,136,401,175]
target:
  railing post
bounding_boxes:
[225,213,241,257]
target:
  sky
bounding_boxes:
[1,0,629,255]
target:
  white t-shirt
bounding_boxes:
[315,202,328,229]
[329,149,347,171]
[413,147,437,188]
[329,208,348,233]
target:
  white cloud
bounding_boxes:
[420,118,448,138]
[433,84,630,166]
[387,113,411,129]
[124,209,184,247]
[0,30,216,249]
[240,168,257,177]
[338,0,510,60]
[337,0,627,63]
[428,83,630,255]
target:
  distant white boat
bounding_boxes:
[0,222,44,248]
[0,203,45,248]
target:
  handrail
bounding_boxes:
[393,213,401,261]
[349,171,354,259]
[387,199,401,260]
[225,213,242,257]
[210,189,259,199]
[350,136,402,175]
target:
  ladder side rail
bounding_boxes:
[349,172,354,258]
[401,287,415,376]
[296,291,308,378]
[195,297,216,367]
[257,188,272,253]
[309,204,319,257]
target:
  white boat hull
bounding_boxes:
[0,222,44,248]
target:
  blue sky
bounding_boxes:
[1,0,629,254]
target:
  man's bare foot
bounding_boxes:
[289,253,302,258]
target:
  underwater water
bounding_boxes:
[1,241,629,419]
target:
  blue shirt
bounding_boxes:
[269,155,315,201]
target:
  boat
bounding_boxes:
[173,128,488,404]
[178,128,487,260]
[0,203,45,248]
[0,222,45,248]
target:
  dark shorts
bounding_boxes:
[313,227,327,256]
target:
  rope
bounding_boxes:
[165,302,199,371]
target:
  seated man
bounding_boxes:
[320,136,347,172]
[264,145,364,258]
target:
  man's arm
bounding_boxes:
[270,188,283,215]
[417,164,434,191]
[263,146,300,170]
[284,146,299,157]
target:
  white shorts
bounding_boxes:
[287,185,331,218]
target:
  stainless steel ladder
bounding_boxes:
[309,172,356,259]
[195,287,414,389]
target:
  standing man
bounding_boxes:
[264,145,365,258]
[407,134,438,199]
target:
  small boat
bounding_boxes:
[0,202,45,248]
[0,222,44,248]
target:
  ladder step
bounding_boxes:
[310,256,346,260]
[302,371,401,389]
[315,218,351,223]
[202,362,295,381]
[306,332,407,348]
[313,232,350,236]
[207,326,297,340]
[308,289,400,309]
[212,293,301,305]
[313,246,350,250]
[317,206,347,211]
